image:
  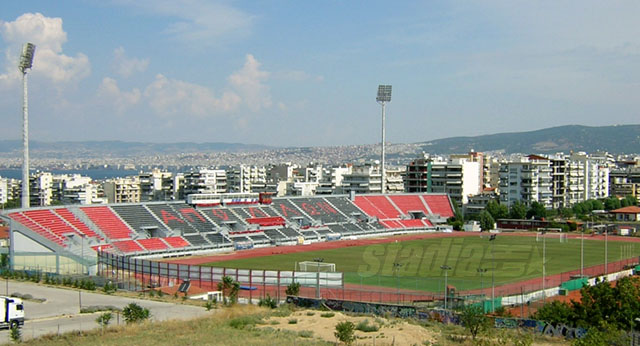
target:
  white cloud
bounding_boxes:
[229,54,272,112]
[113,0,253,44]
[112,47,149,78]
[0,13,90,85]
[98,54,273,120]
[143,74,240,117]
[97,77,141,114]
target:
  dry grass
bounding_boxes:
[18,305,330,346]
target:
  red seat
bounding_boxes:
[80,206,133,240]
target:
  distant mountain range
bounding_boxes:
[0,140,272,158]
[0,125,639,161]
[416,125,640,154]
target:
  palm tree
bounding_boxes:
[217,276,240,305]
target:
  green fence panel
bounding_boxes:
[560,278,588,291]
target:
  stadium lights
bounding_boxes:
[440,265,451,309]
[376,85,391,194]
[19,43,36,209]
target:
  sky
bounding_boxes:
[1,1,639,147]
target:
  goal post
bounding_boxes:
[297,261,336,272]
[536,231,568,243]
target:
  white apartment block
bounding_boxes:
[316,166,351,195]
[103,176,141,204]
[227,165,267,193]
[140,170,174,201]
[569,152,609,200]
[405,154,481,206]
[183,169,227,196]
[499,155,553,208]
[549,155,585,209]
[0,178,8,205]
[30,172,53,206]
[342,162,382,194]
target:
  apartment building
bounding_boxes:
[103,176,141,204]
[499,155,552,208]
[405,153,481,206]
[183,169,227,196]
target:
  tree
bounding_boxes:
[485,200,508,220]
[604,197,621,211]
[478,211,495,231]
[122,303,150,324]
[532,301,574,326]
[460,305,490,340]
[334,321,356,345]
[526,201,547,219]
[217,276,240,305]
[509,201,527,219]
[589,199,604,211]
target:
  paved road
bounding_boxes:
[0,280,210,344]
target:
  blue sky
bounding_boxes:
[1,1,639,147]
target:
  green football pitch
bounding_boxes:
[204,235,640,292]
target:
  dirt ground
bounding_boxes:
[261,309,438,345]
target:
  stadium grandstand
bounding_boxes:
[0,193,454,274]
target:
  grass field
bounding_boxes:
[205,234,640,292]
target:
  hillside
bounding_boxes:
[417,124,640,154]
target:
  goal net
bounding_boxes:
[297,261,336,272]
[536,232,568,243]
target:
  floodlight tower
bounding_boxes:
[376,85,392,194]
[18,43,36,209]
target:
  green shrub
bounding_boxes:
[306,311,315,316]
[258,294,278,309]
[334,321,356,345]
[285,282,300,296]
[288,318,298,324]
[122,303,150,324]
[9,325,21,343]
[320,312,335,318]
[356,319,379,332]
[102,281,117,294]
[96,312,112,327]
[229,315,261,330]
[298,330,313,338]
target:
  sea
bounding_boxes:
[0,169,139,180]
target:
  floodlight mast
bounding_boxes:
[19,43,36,209]
[376,85,391,194]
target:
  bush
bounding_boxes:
[320,312,335,318]
[80,305,119,314]
[122,303,150,324]
[229,315,262,330]
[334,321,356,345]
[9,325,21,343]
[288,318,298,324]
[460,305,490,340]
[298,330,313,338]
[96,312,112,327]
[258,294,278,309]
[285,282,300,296]
[356,319,379,332]
[102,281,117,294]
